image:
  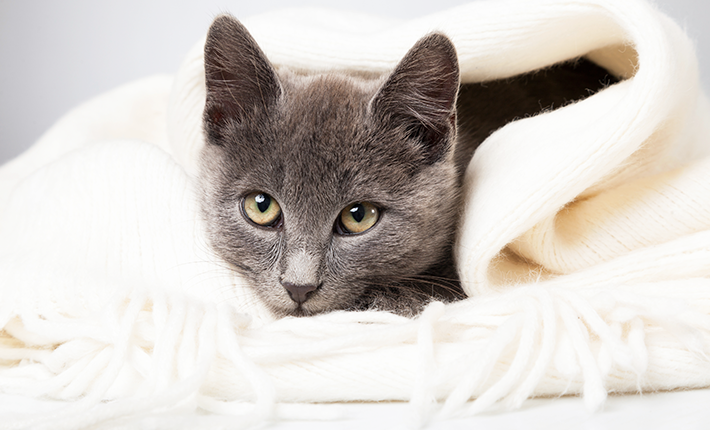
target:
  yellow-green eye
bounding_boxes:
[242,192,282,227]
[337,202,379,234]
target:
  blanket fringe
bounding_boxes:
[1,281,709,429]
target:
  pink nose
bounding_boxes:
[281,281,318,304]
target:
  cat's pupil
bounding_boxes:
[337,202,379,235]
[255,194,270,213]
[350,204,365,223]
[242,192,281,227]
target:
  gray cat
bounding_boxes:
[198,15,615,317]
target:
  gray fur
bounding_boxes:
[198,14,617,317]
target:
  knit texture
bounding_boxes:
[2,0,710,428]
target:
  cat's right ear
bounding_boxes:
[203,15,281,142]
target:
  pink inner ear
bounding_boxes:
[209,106,225,126]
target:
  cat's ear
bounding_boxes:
[370,33,459,163]
[203,15,281,141]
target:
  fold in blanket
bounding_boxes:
[2,0,710,428]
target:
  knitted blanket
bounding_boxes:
[2,0,710,428]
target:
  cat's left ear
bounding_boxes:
[370,33,459,163]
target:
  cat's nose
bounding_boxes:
[281,281,318,304]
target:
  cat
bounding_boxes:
[198,14,616,317]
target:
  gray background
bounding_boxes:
[0,0,707,165]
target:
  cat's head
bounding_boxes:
[199,15,461,316]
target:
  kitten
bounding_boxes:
[198,14,616,317]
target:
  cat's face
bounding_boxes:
[199,15,460,316]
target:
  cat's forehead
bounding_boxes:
[219,70,429,211]
[278,71,380,127]
[269,73,386,176]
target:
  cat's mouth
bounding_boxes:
[271,300,322,318]
[255,284,316,317]
[267,283,353,317]
[286,305,317,317]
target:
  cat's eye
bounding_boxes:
[336,202,379,235]
[242,192,282,227]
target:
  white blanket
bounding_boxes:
[3,0,710,428]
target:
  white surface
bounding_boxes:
[1,389,709,429]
